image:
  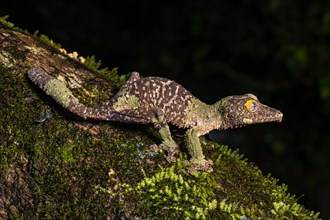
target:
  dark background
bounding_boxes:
[2,1,329,218]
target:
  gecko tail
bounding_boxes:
[27,68,115,120]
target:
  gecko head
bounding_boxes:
[218,94,283,129]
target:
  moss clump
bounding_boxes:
[66,55,130,107]
[97,145,320,219]
[84,55,129,86]
[0,64,152,219]
[37,34,62,50]
[0,16,15,28]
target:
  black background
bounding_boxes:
[2,1,329,218]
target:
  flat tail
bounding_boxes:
[67,102,116,120]
[27,68,113,120]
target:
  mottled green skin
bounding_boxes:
[27,68,283,172]
[43,78,80,107]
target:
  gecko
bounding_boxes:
[27,68,283,172]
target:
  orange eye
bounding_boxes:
[245,100,258,112]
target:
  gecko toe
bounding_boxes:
[188,159,214,173]
[150,144,180,163]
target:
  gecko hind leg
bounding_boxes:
[150,110,178,149]
[151,125,180,163]
[158,125,179,149]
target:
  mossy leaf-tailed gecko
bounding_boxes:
[27,68,283,172]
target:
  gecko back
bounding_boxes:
[109,72,194,127]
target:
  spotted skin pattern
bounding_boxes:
[27,68,283,172]
[110,72,194,127]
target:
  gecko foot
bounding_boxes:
[150,144,180,163]
[187,159,214,173]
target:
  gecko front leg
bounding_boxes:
[150,112,180,162]
[185,127,213,172]
[149,124,179,162]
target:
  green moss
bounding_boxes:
[84,55,129,86]
[37,34,62,50]
[97,144,319,219]
[0,64,151,218]
[74,80,111,106]
[0,16,62,54]
[133,161,218,219]
[0,16,15,28]
[66,56,130,107]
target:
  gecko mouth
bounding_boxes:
[258,110,283,123]
[235,124,247,129]
[271,111,283,122]
[277,112,283,122]
[232,112,283,129]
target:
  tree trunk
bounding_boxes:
[0,19,319,219]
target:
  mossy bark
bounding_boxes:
[0,19,320,219]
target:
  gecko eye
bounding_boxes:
[245,100,258,112]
